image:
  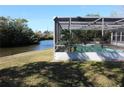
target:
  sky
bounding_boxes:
[0,5,123,32]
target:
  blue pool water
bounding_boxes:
[74,44,124,53]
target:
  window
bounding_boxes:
[113,35,115,41]
[113,32,116,36]
[122,32,124,35]
[122,32,124,41]
[112,32,122,41]
[112,32,117,41]
[117,35,120,41]
[122,35,124,41]
[117,32,120,35]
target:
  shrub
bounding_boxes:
[0,16,40,47]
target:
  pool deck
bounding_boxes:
[105,44,124,51]
[54,51,124,62]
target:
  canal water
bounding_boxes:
[0,40,53,57]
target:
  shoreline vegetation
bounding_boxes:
[0,16,53,48]
[0,48,124,87]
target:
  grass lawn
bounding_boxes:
[0,48,124,87]
[0,49,53,70]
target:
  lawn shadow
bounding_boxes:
[121,77,124,87]
[67,52,89,61]
[97,51,124,61]
[93,61,124,86]
[0,61,93,87]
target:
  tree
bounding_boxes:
[0,16,40,47]
[41,30,53,40]
[34,31,42,40]
[86,13,100,17]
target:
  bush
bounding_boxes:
[0,17,40,47]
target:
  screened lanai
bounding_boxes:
[54,17,124,52]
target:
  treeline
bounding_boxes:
[35,30,53,40]
[0,17,41,47]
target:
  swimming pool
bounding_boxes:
[73,44,124,53]
[55,44,124,61]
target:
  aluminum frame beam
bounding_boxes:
[54,17,124,34]
[114,19,124,23]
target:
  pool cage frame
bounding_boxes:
[54,16,124,52]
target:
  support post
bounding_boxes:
[102,18,104,37]
[115,32,117,45]
[120,31,122,42]
[111,31,113,43]
[68,17,72,52]
[55,22,59,43]
[54,20,56,60]
[58,23,60,41]
[69,17,71,35]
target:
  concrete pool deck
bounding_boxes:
[54,51,124,62]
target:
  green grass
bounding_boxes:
[0,49,124,87]
[0,49,53,70]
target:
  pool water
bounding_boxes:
[73,44,124,53]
